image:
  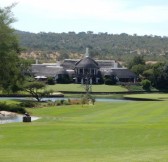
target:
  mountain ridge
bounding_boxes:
[15,30,168,62]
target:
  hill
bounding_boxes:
[15,30,168,62]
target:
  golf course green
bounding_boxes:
[1,100,168,162]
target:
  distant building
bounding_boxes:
[74,55,100,84]
[31,48,137,84]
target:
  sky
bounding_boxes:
[1,0,168,36]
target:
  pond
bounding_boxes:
[0,112,40,124]
[0,97,130,102]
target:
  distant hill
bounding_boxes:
[15,30,168,62]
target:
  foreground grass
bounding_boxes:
[47,84,128,92]
[1,101,168,161]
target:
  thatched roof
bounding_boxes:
[61,59,122,69]
[75,57,99,69]
[31,64,67,77]
[112,69,137,79]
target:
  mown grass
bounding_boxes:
[0,99,20,105]
[1,100,168,161]
[124,93,168,101]
[46,84,128,92]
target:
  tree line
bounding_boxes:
[16,30,168,62]
[128,55,168,90]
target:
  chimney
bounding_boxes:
[35,59,38,64]
[85,47,89,57]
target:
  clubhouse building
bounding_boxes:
[31,48,137,84]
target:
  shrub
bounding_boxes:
[63,100,71,105]
[10,105,26,114]
[47,101,55,106]
[141,79,151,91]
[47,77,55,85]
[91,97,96,105]
[0,102,26,114]
[80,94,96,106]
[55,100,62,106]
[68,98,71,104]
[104,77,117,85]
[60,99,64,105]
[70,99,81,105]
[20,101,36,108]
[104,78,112,85]
[55,99,81,106]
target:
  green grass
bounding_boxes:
[0,99,20,105]
[46,84,128,92]
[1,101,168,161]
[125,85,158,92]
[124,93,168,100]
[64,93,125,99]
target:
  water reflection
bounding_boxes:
[42,97,128,102]
[0,97,128,102]
[0,114,40,124]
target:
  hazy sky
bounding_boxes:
[1,0,168,36]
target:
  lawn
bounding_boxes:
[124,93,168,101]
[46,84,128,92]
[1,100,168,161]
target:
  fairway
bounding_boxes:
[1,101,168,162]
[46,84,128,92]
[124,93,168,101]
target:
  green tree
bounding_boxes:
[128,55,145,69]
[23,81,52,102]
[152,63,168,89]
[0,5,22,92]
[131,64,145,75]
[141,79,151,91]
[143,68,154,85]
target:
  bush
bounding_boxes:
[0,102,26,114]
[20,101,36,108]
[81,94,96,105]
[60,99,64,105]
[10,105,26,114]
[104,76,117,85]
[63,100,71,105]
[55,99,81,106]
[104,78,112,85]
[47,77,55,85]
[141,79,151,91]
[70,99,81,105]
[47,101,55,106]
[56,102,61,106]
[55,100,62,106]
[55,99,65,106]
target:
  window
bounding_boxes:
[80,69,83,74]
